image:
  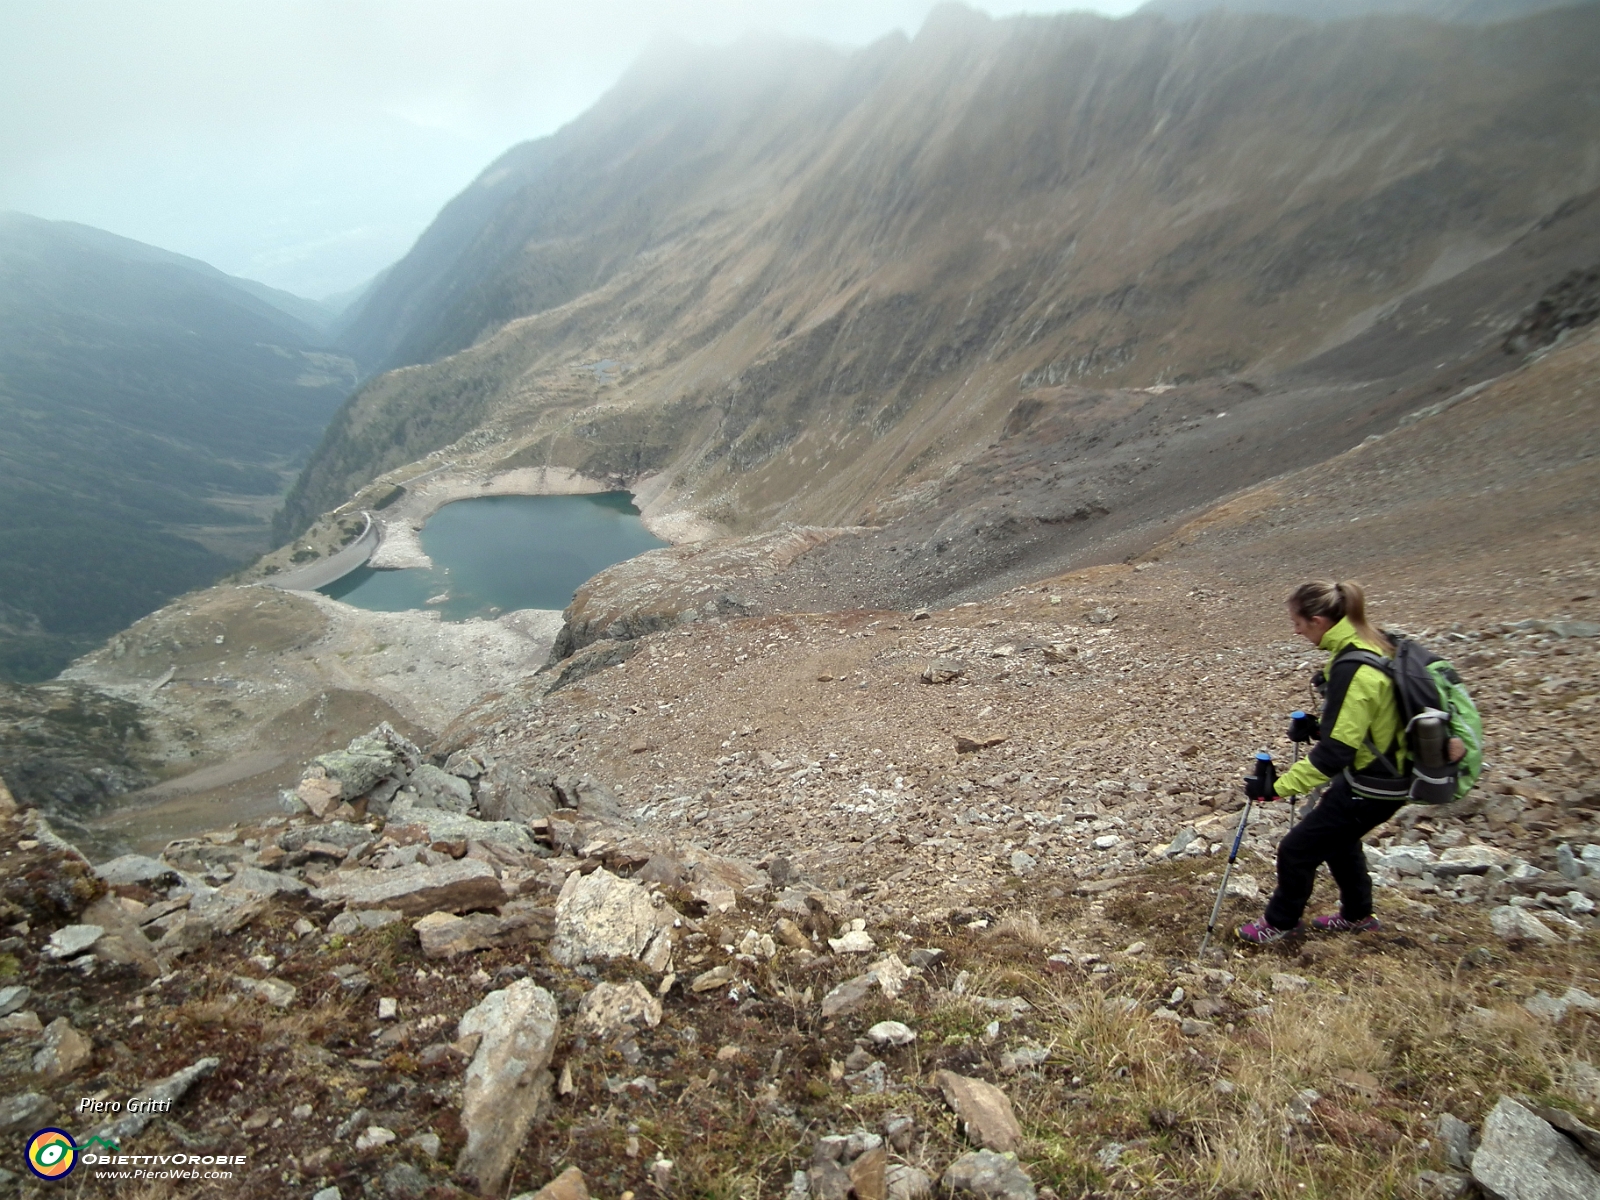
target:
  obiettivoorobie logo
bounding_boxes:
[25,1130,120,1181]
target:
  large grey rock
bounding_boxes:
[412,902,552,959]
[232,975,297,1008]
[477,762,558,823]
[45,924,104,960]
[1472,1096,1600,1199]
[385,792,538,850]
[314,858,507,916]
[550,867,674,968]
[79,896,159,976]
[0,1093,53,1136]
[34,1017,92,1076]
[886,1163,934,1200]
[456,980,560,1195]
[84,1057,219,1146]
[225,865,309,897]
[279,822,373,853]
[1437,1112,1477,1171]
[94,854,181,889]
[940,1150,1035,1200]
[312,746,397,799]
[552,773,625,820]
[932,1070,1023,1153]
[410,764,473,814]
[443,750,487,779]
[0,985,30,1017]
[1490,906,1563,945]
[577,981,662,1040]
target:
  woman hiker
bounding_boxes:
[1237,580,1461,945]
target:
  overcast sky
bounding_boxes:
[0,2,1143,301]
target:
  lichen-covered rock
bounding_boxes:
[941,1150,1035,1200]
[577,980,663,1040]
[410,763,473,813]
[1472,1095,1600,1200]
[94,854,180,889]
[456,980,560,1195]
[311,746,397,800]
[34,1017,92,1077]
[550,867,674,968]
[932,1071,1024,1153]
[314,858,507,916]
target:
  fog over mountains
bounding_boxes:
[290,2,1600,549]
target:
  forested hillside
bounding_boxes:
[0,214,355,680]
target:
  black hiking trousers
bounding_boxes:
[1263,775,1403,930]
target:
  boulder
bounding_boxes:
[886,1164,934,1200]
[550,867,674,968]
[411,764,473,813]
[850,1146,888,1200]
[45,923,104,960]
[940,1150,1035,1200]
[0,1093,53,1137]
[1437,1112,1477,1171]
[413,903,553,959]
[921,658,966,684]
[443,750,487,779]
[385,793,539,851]
[84,1057,219,1147]
[296,774,343,818]
[545,773,623,820]
[932,1070,1024,1153]
[313,744,398,799]
[34,1017,92,1077]
[0,985,30,1017]
[80,896,160,976]
[477,762,558,822]
[232,975,297,1008]
[1489,906,1563,945]
[1472,1095,1600,1199]
[314,858,507,916]
[577,981,663,1040]
[280,822,373,853]
[328,909,404,937]
[94,854,181,889]
[456,980,560,1195]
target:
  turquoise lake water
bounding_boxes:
[320,492,666,619]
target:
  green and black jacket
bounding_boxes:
[1274,616,1406,799]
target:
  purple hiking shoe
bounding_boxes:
[1311,914,1381,934]
[1236,918,1302,945]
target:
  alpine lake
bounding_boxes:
[320,492,667,617]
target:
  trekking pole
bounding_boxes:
[1287,710,1319,826]
[1197,752,1276,961]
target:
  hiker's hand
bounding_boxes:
[1448,737,1466,763]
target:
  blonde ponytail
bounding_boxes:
[1287,579,1394,655]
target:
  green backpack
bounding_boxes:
[1335,636,1484,804]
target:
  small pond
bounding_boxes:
[320,492,666,618]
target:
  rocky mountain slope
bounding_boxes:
[0,328,1594,1199]
[282,3,1600,547]
[1139,0,1597,25]
[0,214,356,683]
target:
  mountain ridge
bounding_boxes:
[285,2,1600,547]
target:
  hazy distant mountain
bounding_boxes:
[0,213,356,681]
[1140,0,1596,22]
[296,3,1600,545]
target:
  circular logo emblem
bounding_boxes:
[26,1128,77,1179]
